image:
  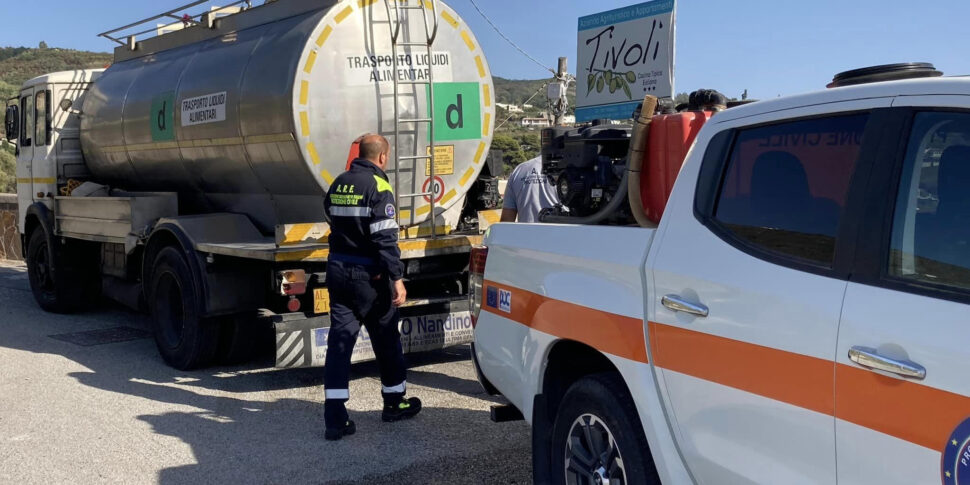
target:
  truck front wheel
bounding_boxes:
[148,246,219,370]
[26,229,95,313]
[550,373,659,485]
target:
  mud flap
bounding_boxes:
[272,299,472,369]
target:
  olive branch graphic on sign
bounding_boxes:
[587,69,637,99]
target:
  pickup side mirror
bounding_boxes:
[4,104,18,141]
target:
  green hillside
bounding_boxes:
[0,45,112,103]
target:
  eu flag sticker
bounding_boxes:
[942,416,970,484]
[486,286,498,309]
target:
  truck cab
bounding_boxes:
[6,70,102,240]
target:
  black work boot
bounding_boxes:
[382,397,422,422]
[325,420,356,441]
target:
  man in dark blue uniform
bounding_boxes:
[322,134,421,441]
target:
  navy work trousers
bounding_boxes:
[323,259,407,428]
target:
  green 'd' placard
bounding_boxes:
[426,82,481,141]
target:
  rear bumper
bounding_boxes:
[271,298,472,369]
[470,342,501,395]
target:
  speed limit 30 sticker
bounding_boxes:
[422,176,446,203]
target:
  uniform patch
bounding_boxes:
[498,289,511,313]
[943,417,970,484]
[385,204,396,218]
[486,286,498,309]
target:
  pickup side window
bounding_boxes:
[888,111,970,292]
[710,113,869,266]
[20,94,33,147]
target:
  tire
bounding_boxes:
[147,246,219,370]
[550,373,660,485]
[216,314,270,365]
[25,229,99,313]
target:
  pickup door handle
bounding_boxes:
[661,294,709,317]
[848,346,926,380]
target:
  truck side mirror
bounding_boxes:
[4,104,18,141]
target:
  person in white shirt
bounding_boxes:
[500,156,559,223]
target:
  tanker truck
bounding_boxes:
[3,0,500,370]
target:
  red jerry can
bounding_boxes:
[641,111,713,223]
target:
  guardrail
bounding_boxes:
[0,193,20,261]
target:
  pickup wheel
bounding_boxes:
[148,246,219,370]
[25,229,99,313]
[551,373,659,485]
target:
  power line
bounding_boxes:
[466,0,556,76]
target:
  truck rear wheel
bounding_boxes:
[217,314,269,365]
[551,373,659,485]
[148,246,219,370]
[26,229,98,313]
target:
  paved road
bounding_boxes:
[0,261,531,484]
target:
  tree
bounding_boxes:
[38,41,48,49]
[490,134,525,173]
[674,92,689,106]
[0,147,16,193]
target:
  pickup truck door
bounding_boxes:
[648,99,891,484]
[835,100,970,484]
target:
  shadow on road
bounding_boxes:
[0,262,527,484]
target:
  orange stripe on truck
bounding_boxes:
[481,280,647,363]
[480,283,970,452]
[648,321,835,415]
[836,364,970,451]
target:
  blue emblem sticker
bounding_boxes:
[385,204,396,218]
[943,417,970,484]
[486,286,498,309]
[498,289,512,313]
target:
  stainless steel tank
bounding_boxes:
[80,0,495,233]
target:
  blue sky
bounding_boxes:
[2,0,968,99]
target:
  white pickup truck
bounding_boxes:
[471,69,970,484]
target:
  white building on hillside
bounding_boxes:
[521,117,550,128]
[496,103,523,113]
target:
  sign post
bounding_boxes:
[575,0,675,122]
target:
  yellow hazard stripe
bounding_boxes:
[416,205,431,216]
[474,55,486,78]
[358,0,377,8]
[316,25,333,47]
[441,10,459,28]
[300,81,310,105]
[459,167,475,186]
[307,142,321,165]
[320,169,334,184]
[335,5,353,23]
[483,84,491,107]
[283,224,314,244]
[461,31,475,51]
[16,177,55,184]
[276,248,331,262]
[473,141,486,164]
[300,112,310,137]
[441,188,457,205]
[482,113,491,136]
[304,51,317,74]
[401,224,451,238]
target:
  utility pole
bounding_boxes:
[551,57,568,126]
